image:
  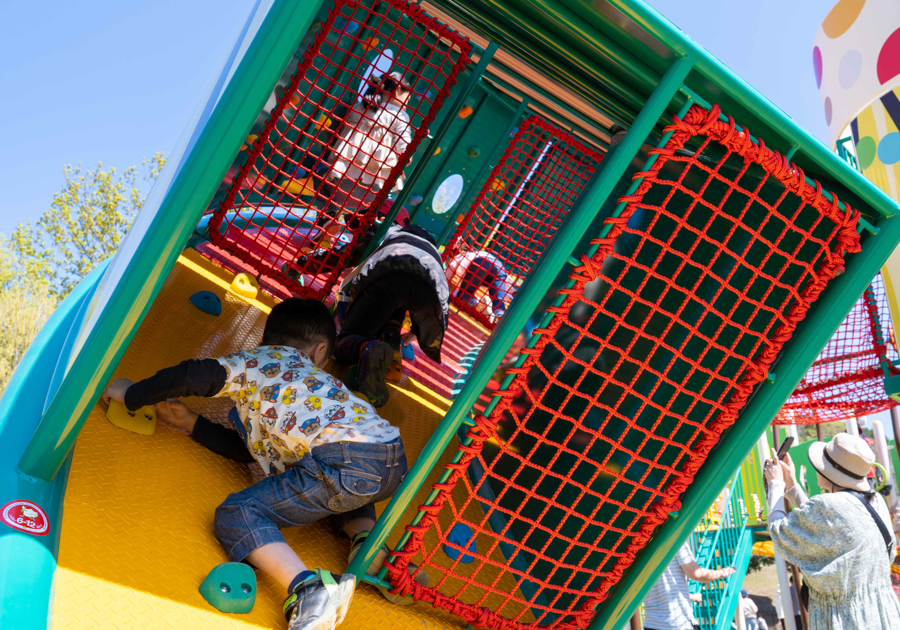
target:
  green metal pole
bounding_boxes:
[586,212,900,630]
[345,55,695,582]
[435,97,530,248]
[360,42,498,257]
[18,0,327,482]
[607,0,898,220]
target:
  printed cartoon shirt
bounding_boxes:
[215,346,399,475]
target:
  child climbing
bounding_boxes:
[334,224,449,407]
[100,298,427,630]
[446,247,517,321]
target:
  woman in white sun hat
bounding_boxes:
[764,432,900,629]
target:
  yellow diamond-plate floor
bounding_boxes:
[51,249,474,630]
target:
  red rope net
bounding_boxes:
[444,117,602,328]
[774,272,898,424]
[384,104,862,629]
[207,0,470,298]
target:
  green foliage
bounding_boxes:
[10,154,165,298]
[796,421,844,442]
[747,554,775,573]
[0,155,164,395]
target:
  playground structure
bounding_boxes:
[2,2,900,630]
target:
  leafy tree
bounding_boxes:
[10,153,165,298]
[747,554,775,573]
[796,421,844,442]
[0,154,164,395]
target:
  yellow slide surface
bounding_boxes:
[52,250,468,630]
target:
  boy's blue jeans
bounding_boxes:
[214,438,407,562]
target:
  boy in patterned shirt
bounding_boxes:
[102,298,426,630]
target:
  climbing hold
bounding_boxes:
[106,399,156,436]
[433,147,441,156]
[346,21,360,35]
[313,114,333,131]
[408,195,424,206]
[467,146,481,158]
[458,105,473,118]
[289,93,301,107]
[190,291,222,316]
[240,134,258,151]
[282,176,317,197]
[401,341,416,360]
[443,523,476,563]
[491,178,505,191]
[199,563,256,614]
[361,36,380,53]
[230,273,259,300]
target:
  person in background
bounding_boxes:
[773,583,785,630]
[641,540,736,630]
[765,433,900,629]
[741,590,760,630]
[445,247,516,321]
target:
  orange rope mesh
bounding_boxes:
[207,0,470,298]
[444,117,602,328]
[775,273,898,424]
[384,104,861,629]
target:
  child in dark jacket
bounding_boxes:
[334,225,449,407]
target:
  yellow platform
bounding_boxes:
[51,250,471,630]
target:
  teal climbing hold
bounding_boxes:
[190,290,222,316]
[443,523,477,563]
[199,562,256,614]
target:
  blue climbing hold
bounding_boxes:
[408,195,424,206]
[401,341,416,360]
[443,523,476,563]
[190,291,222,316]
[288,164,308,178]
[346,20,360,34]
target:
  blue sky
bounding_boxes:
[0,0,835,237]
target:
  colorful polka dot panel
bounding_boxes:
[814,0,900,144]
[850,85,900,200]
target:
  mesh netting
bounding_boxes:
[384,104,862,629]
[444,117,602,328]
[207,0,470,298]
[774,273,898,424]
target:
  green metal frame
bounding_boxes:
[18,0,327,481]
[346,54,697,583]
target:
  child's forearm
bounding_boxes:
[125,359,227,411]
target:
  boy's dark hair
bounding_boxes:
[261,298,336,353]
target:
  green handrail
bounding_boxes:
[345,54,696,583]
[18,0,327,481]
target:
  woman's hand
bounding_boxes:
[764,455,784,483]
[101,378,134,406]
[778,452,798,490]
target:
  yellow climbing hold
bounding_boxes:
[106,400,156,436]
[491,178,505,191]
[282,176,317,197]
[230,273,259,300]
[313,114,333,131]
[240,134,258,151]
[433,147,441,156]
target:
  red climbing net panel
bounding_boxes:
[207,0,470,298]
[444,117,602,328]
[774,273,898,424]
[384,105,862,629]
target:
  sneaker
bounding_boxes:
[347,538,429,606]
[358,341,392,408]
[284,569,356,630]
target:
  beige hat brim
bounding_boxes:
[808,441,871,493]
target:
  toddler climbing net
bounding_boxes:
[444,116,602,328]
[207,0,470,298]
[775,273,898,424]
[384,104,861,629]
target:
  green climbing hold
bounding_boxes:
[199,562,256,614]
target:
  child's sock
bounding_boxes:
[287,569,316,595]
